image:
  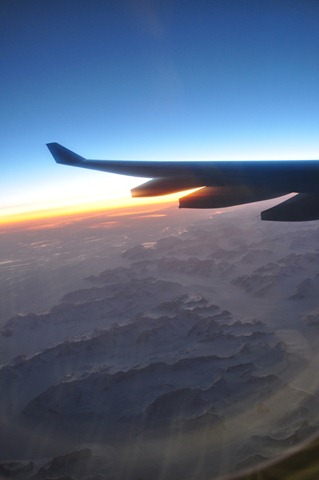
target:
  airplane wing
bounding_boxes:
[47,142,319,221]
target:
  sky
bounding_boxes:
[1,0,319,222]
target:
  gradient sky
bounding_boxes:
[1,0,319,220]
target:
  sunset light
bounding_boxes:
[0,192,183,228]
[1,1,319,478]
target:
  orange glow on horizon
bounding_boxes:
[0,192,188,230]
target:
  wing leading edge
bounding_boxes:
[47,142,319,221]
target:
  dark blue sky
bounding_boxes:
[1,0,318,217]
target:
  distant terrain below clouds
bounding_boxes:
[1,202,319,479]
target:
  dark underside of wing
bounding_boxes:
[261,193,319,221]
[47,143,319,221]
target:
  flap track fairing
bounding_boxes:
[131,177,204,197]
[261,194,319,221]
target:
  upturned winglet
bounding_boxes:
[46,143,85,165]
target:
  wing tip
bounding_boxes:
[47,143,85,165]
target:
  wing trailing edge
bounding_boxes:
[179,186,288,209]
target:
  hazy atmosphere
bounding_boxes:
[2,202,319,479]
[1,1,319,479]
